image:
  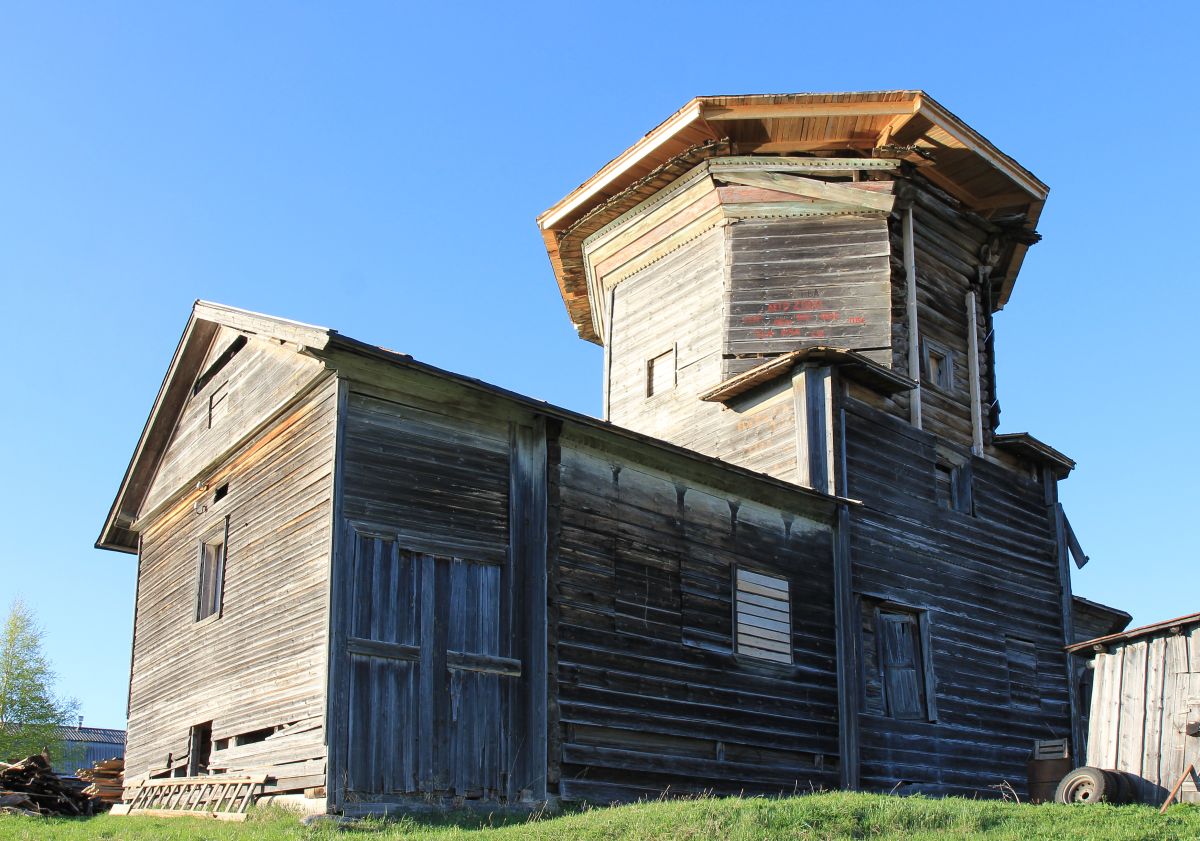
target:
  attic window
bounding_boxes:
[646,347,676,397]
[213,483,229,504]
[922,340,954,392]
[734,569,792,664]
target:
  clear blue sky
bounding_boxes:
[1,2,1196,729]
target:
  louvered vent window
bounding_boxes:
[735,569,792,664]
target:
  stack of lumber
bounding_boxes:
[78,757,124,806]
[0,753,95,817]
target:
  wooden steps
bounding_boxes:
[113,774,266,821]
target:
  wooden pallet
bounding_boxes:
[111,773,267,821]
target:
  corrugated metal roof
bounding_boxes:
[53,725,126,745]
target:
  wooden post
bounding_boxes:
[323,378,350,812]
[831,371,858,789]
[602,287,616,421]
[966,289,984,455]
[793,365,834,494]
[1047,475,1083,761]
[508,419,549,801]
[903,207,922,429]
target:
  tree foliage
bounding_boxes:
[0,599,78,763]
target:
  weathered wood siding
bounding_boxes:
[889,183,994,449]
[552,432,839,802]
[606,226,800,483]
[328,388,547,807]
[143,328,329,515]
[843,393,1068,796]
[1086,625,1200,803]
[607,226,727,440]
[127,371,337,792]
[725,215,891,377]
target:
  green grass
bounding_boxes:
[1,793,1197,841]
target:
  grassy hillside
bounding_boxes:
[1,793,1197,841]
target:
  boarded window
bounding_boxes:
[196,527,226,621]
[735,569,791,664]
[646,348,676,397]
[860,599,934,721]
[208,379,230,428]
[936,461,974,514]
[1006,636,1039,708]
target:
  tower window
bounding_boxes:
[196,520,228,622]
[646,347,676,397]
[922,340,955,392]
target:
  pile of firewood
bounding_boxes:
[78,757,124,806]
[0,753,95,817]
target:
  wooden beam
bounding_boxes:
[875,110,920,148]
[966,290,984,455]
[833,503,860,790]
[903,208,922,429]
[717,171,895,213]
[709,156,899,173]
[702,100,917,121]
[733,136,880,154]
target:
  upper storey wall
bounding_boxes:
[597,158,1005,462]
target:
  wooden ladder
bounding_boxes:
[111,774,267,821]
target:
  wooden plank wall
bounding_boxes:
[842,394,1069,796]
[552,433,839,803]
[328,387,548,807]
[888,183,994,449]
[143,328,329,514]
[725,215,892,378]
[606,226,800,482]
[127,372,338,794]
[1086,625,1200,803]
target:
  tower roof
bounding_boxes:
[537,91,1048,342]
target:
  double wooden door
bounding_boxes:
[341,530,521,798]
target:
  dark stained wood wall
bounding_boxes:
[843,393,1069,796]
[551,432,840,803]
[127,372,337,793]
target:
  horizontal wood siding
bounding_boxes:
[553,438,838,802]
[606,227,800,483]
[725,215,891,377]
[889,183,994,448]
[143,329,328,515]
[128,373,337,793]
[1086,626,1200,803]
[843,395,1068,797]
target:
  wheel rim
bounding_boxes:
[1064,777,1097,803]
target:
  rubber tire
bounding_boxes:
[1108,769,1135,805]
[1055,766,1110,804]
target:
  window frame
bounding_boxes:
[921,338,955,393]
[645,345,677,399]
[195,517,229,623]
[857,596,938,722]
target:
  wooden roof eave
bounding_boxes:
[95,302,335,554]
[1067,611,1200,654]
[700,347,917,404]
[992,432,1075,479]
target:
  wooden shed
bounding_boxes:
[96,90,1125,815]
[1069,613,1200,804]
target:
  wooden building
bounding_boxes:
[98,90,1123,813]
[1068,613,1200,804]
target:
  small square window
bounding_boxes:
[196,525,227,622]
[922,340,955,392]
[646,348,676,398]
[734,569,792,664]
